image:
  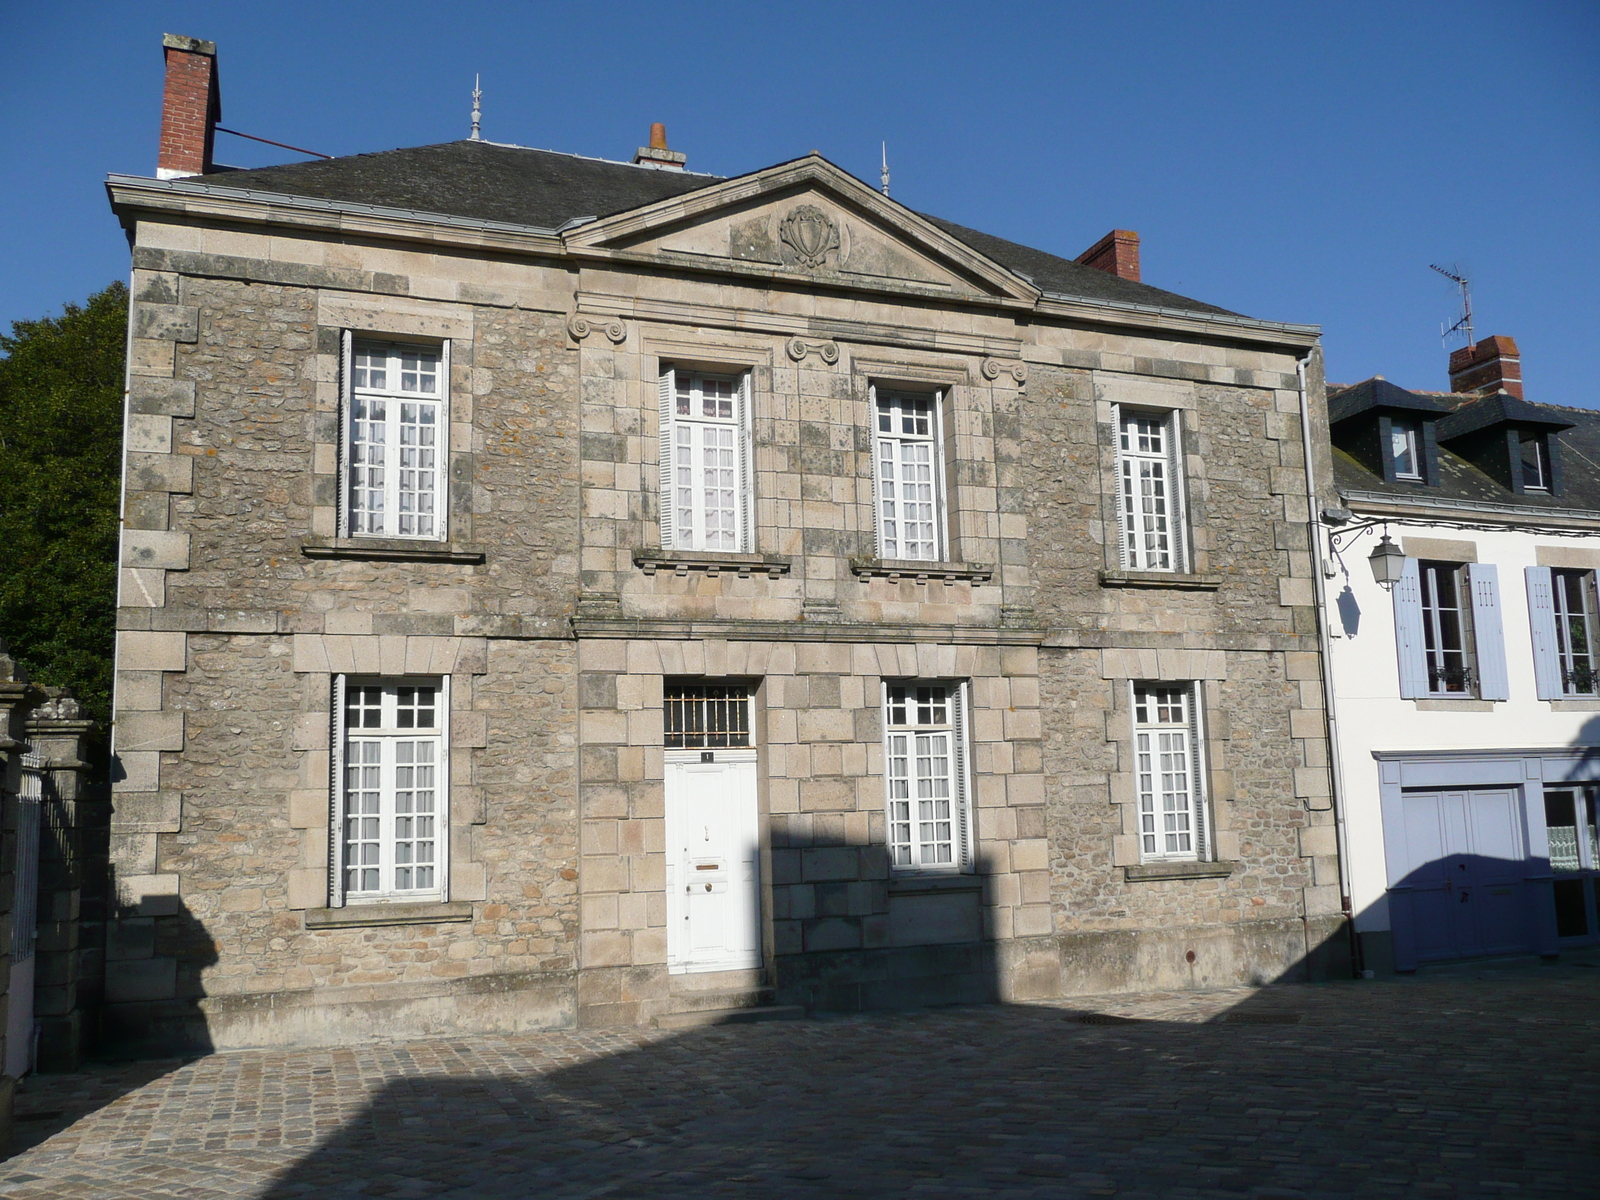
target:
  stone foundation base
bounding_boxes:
[101,969,576,1054]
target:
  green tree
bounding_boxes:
[0,282,126,725]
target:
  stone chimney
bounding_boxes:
[1075,229,1140,282]
[1449,335,1523,400]
[633,123,686,171]
[157,33,221,179]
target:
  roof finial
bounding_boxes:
[470,74,482,141]
[880,141,890,197]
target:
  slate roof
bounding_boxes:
[1327,377,1452,426]
[199,140,1239,318]
[1328,381,1600,514]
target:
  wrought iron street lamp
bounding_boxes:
[1367,533,1406,591]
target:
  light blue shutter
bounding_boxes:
[658,368,676,549]
[1392,557,1428,699]
[1525,566,1562,699]
[1468,562,1509,701]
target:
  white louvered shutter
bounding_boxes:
[328,674,347,908]
[658,367,676,549]
[1110,402,1130,569]
[738,371,754,553]
[438,339,452,541]
[869,383,885,558]
[1392,558,1428,699]
[1188,685,1210,861]
[1468,562,1509,701]
[337,331,353,537]
[1526,566,1562,700]
[1166,410,1188,573]
[952,681,972,870]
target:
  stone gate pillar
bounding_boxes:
[0,645,41,1147]
[25,691,96,1071]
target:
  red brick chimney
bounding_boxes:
[157,34,220,179]
[1449,335,1523,400]
[1075,229,1141,282]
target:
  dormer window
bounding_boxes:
[1390,420,1422,481]
[1520,432,1549,492]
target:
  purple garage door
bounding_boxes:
[1387,788,1534,969]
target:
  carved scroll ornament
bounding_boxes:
[567,313,628,344]
[981,358,1028,384]
[785,337,841,365]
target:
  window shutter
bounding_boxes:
[1526,566,1562,700]
[738,370,754,553]
[658,367,676,550]
[1188,685,1210,861]
[328,674,346,908]
[1392,557,1428,699]
[1468,563,1509,701]
[1165,410,1188,572]
[935,388,952,562]
[438,338,452,542]
[952,681,972,870]
[869,383,886,558]
[337,331,353,538]
[437,673,452,900]
[1110,403,1130,569]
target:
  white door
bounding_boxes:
[665,750,760,973]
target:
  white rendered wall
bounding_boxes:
[1323,521,1600,933]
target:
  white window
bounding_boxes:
[659,368,751,552]
[1553,569,1599,695]
[1520,432,1550,491]
[1419,560,1477,695]
[1115,408,1185,572]
[883,681,970,871]
[331,677,448,904]
[343,338,447,540]
[1390,420,1422,480]
[1133,683,1208,861]
[873,388,945,562]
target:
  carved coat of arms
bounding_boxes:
[778,205,840,269]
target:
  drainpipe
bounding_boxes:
[1296,352,1362,977]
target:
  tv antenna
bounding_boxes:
[1430,263,1474,348]
[470,74,482,141]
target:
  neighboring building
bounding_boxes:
[1324,334,1600,973]
[103,34,1342,1051]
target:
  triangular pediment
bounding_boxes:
[561,156,1040,304]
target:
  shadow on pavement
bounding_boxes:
[252,965,1598,1199]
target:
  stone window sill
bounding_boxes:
[633,549,792,578]
[304,900,473,928]
[1413,698,1495,711]
[888,872,983,894]
[1548,699,1600,711]
[302,536,485,565]
[1123,860,1235,883]
[851,557,992,583]
[1099,570,1221,591]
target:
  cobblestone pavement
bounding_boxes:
[3,957,1598,1199]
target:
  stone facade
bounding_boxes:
[104,149,1344,1050]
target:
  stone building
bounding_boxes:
[103,33,1344,1050]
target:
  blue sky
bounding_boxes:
[3,2,1596,403]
